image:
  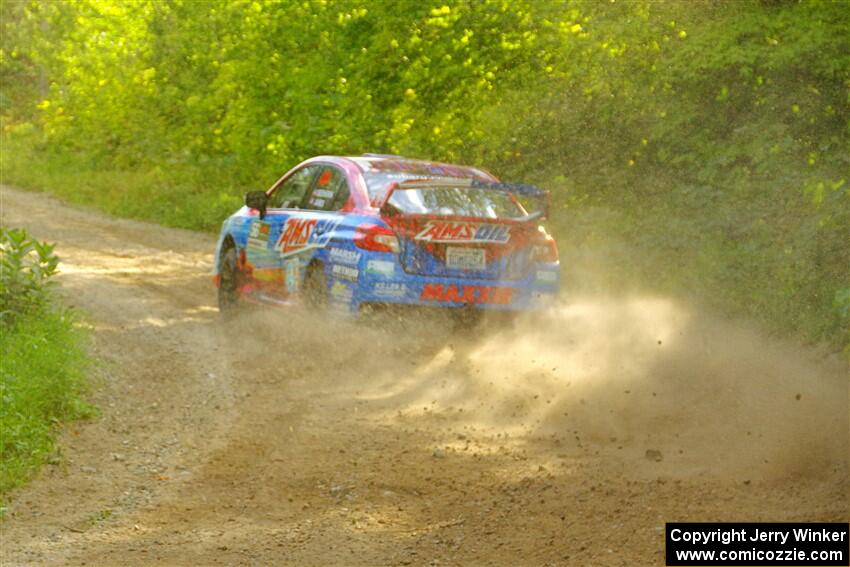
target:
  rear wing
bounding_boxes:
[379,177,550,220]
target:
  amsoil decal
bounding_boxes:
[276,218,341,257]
[415,221,510,244]
[420,283,513,305]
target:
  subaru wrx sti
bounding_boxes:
[213,155,560,316]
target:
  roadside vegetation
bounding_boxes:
[0,228,93,498]
[1,0,847,349]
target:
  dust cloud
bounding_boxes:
[226,290,849,485]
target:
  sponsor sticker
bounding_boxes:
[276,217,341,257]
[373,282,407,299]
[365,259,395,277]
[284,259,301,293]
[331,264,359,282]
[317,170,333,187]
[420,283,513,305]
[328,247,361,265]
[330,281,353,302]
[535,270,557,283]
[415,221,510,244]
[313,189,335,199]
[248,221,271,249]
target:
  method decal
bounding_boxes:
[414,221,510,244]
[331,264,359,282]
[420,283,513,305]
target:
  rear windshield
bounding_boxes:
[359,159,495,202]
[384,186,526,219]
[362,172,421,202]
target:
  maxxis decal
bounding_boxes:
[420,283,513,305]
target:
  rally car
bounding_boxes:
[213,154,560,317]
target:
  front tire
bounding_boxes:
[218,244,241,314]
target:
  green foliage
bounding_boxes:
[0,227,59,325]
[1,0,848,348]
[0,228,93,497]
[0,308,94,496]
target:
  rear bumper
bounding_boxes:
[352,264,560,311]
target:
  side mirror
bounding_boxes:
[245,191,268,219]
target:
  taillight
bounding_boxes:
[533,226,559,262]
[354,223,400,253]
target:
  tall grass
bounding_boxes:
[1,134,243,232]
[0,308,94,496]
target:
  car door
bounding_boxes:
[245,163,352,302]
[244,164,319,300]
[288,165,353,300]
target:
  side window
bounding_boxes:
[303,166,351,211]
[269,165,319,209]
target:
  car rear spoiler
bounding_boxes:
[378,177,550,220]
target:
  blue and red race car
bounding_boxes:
[213,155,560,317]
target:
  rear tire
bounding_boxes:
[303,263,328,311]
[218,244,241,315]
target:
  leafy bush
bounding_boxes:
[0,227,59,326]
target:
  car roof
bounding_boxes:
[346,155,497,182]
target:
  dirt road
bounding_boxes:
[1,185,847,566]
